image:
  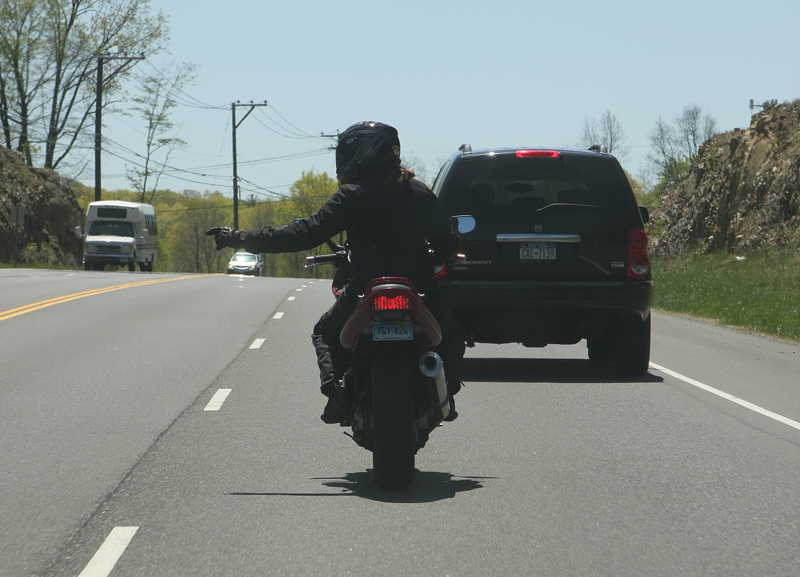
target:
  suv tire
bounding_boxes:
[613,315,651,376]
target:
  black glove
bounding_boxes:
[205,226,244,251]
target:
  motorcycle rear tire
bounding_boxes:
[370,350,416,490]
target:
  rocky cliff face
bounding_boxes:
[0,146,84,265]
[650,99,800,257]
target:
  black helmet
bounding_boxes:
[335,121,401,183]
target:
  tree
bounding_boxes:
[674,104,717,161]
[644,104,717,195]
[580,110,629,159]
[0,0,168,169]
[167,191,231,273]
[0,0,46,163]
[126,60,196,203]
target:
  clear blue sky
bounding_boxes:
[95,0,800,201]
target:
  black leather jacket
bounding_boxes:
[241,175,456,291]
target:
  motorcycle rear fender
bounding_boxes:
[340,277,442,351]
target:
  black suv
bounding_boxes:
[432,146,653,375]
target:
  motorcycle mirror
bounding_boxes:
[451,215,476,234]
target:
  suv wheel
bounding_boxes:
[613,315,651,376]
[587,338,614,364]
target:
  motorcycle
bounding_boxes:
[305,239,455,490]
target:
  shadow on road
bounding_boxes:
[319,471,493,503]
[228,471,493,503]
[462,357,664,384]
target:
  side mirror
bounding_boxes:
[75,226,83,237]
[451,215,476,234]
[638,206,650,224]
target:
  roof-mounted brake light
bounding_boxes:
[516,150,559,158]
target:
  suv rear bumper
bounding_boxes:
[439,279,652,345]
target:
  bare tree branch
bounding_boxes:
[580,109,629,160]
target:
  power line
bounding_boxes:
[238,177,288,199]
[252,109,315,140]
[101,147,229,189]
[141,58,228,110]
[100,136,230,183]
[266,104,321,139]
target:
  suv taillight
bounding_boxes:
[628,228,650,278]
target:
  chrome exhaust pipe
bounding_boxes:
[419,351,450,420]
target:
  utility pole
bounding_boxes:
[231,101,268,229]
[95,53,144,202]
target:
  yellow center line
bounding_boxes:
[0,275,209,322]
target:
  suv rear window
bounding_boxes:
[438,154,630,214]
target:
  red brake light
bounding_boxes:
[372,294,411,312]
[628,228,650,278]
[516,150,559,158]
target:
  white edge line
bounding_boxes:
[249,338,265,349]
[204,388,232,411]
[650,362,800,431]
[78,526,138,577]
[273,312,284,319]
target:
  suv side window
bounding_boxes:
[431,160,452,197]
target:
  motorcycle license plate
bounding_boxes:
[372,323,413,341]
[520,243,556,260]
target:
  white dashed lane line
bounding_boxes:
[287,296,295,301]
[78,526,138,577]
[295,288,302,292]
[273,312,284,319]
[204,389,232,411]
[650,362,800,432]
[249,338,265,349]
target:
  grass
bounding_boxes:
[652,249,800,342]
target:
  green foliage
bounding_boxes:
[624,170,645,205]
[653,250,800,341]
[160,191,231,273]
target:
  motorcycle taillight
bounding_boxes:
[372,294,411,312]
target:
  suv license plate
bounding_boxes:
[373,323,413,341]
[520,243,556,260]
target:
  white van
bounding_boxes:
[80,201,158,271]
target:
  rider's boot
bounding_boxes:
[320,384,348,424]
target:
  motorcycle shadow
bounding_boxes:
[462,357,664,384]
[318,471,493,503]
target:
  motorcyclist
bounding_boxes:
[206,121,465,424]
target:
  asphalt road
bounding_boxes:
[1,268,799,576]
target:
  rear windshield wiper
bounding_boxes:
[535,203,599,217]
